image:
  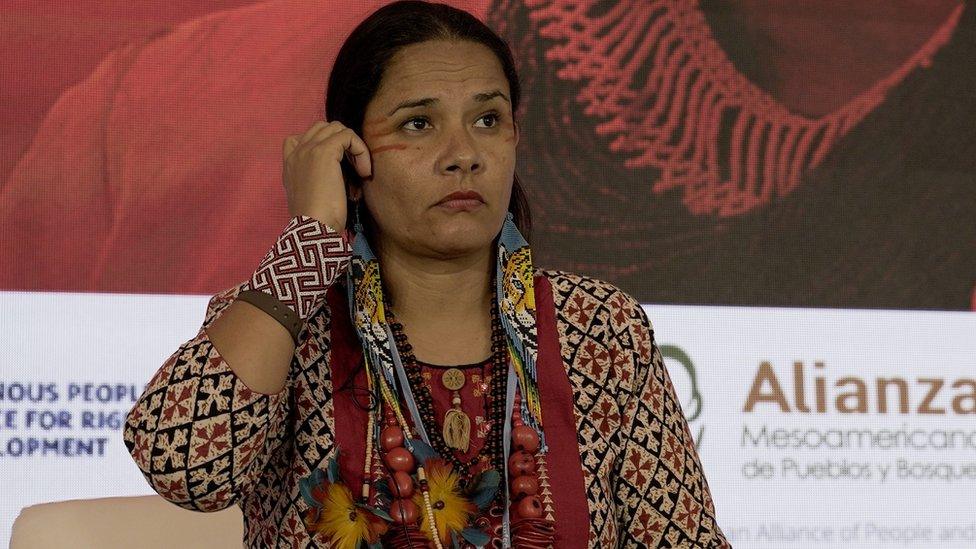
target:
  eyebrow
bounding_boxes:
[386,90,510,116]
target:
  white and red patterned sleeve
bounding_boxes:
[244,215,353,324]
[123,216,351,512]
[612,298,731,548]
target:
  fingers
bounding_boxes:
[305,121,347,146]
[294,122,345,153]
[342,132,373,179]
[284,121,341,158]
[287,121,373,179]
[300,120,332,142]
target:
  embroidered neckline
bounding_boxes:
[523,0,964,217]
[416,356,493,369]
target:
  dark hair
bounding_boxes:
[325,0,531,240]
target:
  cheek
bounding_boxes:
[489,131,518,163]
[364,172,425,222]
[370,143,409,154]
[370,141,425,181]
[363,123,419,172]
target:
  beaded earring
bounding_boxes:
[353,199,363,233]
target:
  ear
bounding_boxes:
[513,120,521,147]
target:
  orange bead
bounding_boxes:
[516,495,543,519]
[390,498,419,524]
[380,426,405,451]
[387,471,415,498]
[508,450,536,476]
[384,447,415,472]
[511,425,540,453]
[510,475,539,499]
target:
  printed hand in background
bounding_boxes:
[0,0,488,295]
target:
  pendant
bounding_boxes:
[442,368,465,391]
[442,368,471,451]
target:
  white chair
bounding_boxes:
[10,495,243,548]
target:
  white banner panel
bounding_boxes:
[648,304,976,549]
[1,293,974,547]
[0,291,210,546]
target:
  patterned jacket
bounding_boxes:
[124,238,730,548]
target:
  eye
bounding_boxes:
[476,112,500,128]
[401,117,430,131]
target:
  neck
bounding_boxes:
[376,236,495,334]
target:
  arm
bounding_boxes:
[613,298,730,548]
[206,214,353,394]
[123,216,351,512]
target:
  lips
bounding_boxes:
[436,190,485,205]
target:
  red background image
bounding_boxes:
[2,0,974,310]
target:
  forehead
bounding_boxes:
[373,40,509,105]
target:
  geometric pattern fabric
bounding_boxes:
[124,221,730,548]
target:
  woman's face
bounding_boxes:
[358,39,519,260]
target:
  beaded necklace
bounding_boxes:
[337,212,555,547]
[386,296,509,481]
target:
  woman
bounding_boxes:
[123,1,730,547]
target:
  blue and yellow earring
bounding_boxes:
[353,199,364,235]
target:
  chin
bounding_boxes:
[430,220,497,254]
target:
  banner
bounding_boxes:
[2,0,973,546]
[655,304,976,549]
[0,292,209,544]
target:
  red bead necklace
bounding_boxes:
[367,298,555,547]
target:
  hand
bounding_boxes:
[282,120,372,230]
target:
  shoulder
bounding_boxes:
[535,269,655,359]
[536,268,652,326]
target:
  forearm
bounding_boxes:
[123,323,289,511]
[205,214,352,394]
[205,300,295,394]
[123,215,352,510]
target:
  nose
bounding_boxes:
[439,124,484,176]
